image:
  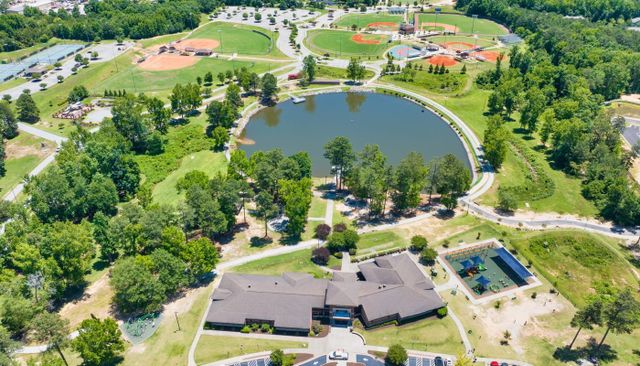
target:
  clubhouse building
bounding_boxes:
[206,253,445,334]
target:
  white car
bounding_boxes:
[329,350,349,360]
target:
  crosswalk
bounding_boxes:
[408,356,434,366]
[229,358,271,366]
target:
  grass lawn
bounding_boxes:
[305,30,395,59]
[381,69,468,95]
[0,133,53,199]
[308,196,327,218]
[0,38,80,63]
[357,231,407,254]
[356,316,465,355]
[187,22,287,58]
[152,150,227,206]
[510,231,638,307]
[334,13,403,29]
[195,335,306,365]
[233,248,330,278]
[610,101,640,119]
[0,77,27,93]
[316,65,374,80]
[415,13,508,35]
[138,32,188,48]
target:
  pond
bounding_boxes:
[239,92,471,177]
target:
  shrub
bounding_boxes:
[250,323,259,331]
[315,223,331,240]
[240,325,250,333]
[311,247,330,265]
[348,248,357,256]
[385,344,408,366]
[420,247,438,264]
[326,229,359,253]
[333,223,347,232]
[261,323,271,332]
[531,292,537,299]
[494,300,501,309]
[436,307,448,318]
[410,235,428,251]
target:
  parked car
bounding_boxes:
[329,350,348,360]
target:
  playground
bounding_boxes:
[304,30,393,58]
[443,242,534,298]
[122,313,162,344]
[415,13,508,35]
[334,13,402,30]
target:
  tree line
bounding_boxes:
[460,0,640,225]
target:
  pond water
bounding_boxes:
[240,92,470,176]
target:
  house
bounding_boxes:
[206,253,445,335]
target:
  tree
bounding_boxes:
[206,100,238,130]
[311,247,330,265]
[270,349,293,366]
[176,170,209,193]
[146,97,171,134]
[0,325,19,366]
[110,256,166,314]
[385,344,408,366]
[391,152,428,212]
[302,55,316,83]
[454,354,472,366]
[255,191,278,238]
[181,237,218,278]
[279,178,313,238]
[30,312,70,366]
[0,100,18,139]
[326,229,359,253]
[431,154,471,210]
[217,72,225,84]
[184,185,227,238]
[346,144,391,217]
[67,85,89,103]
[260,73,278,102]
[111,94,149,153]
[204,72,213,85]
[568,296,604,349]
[420,247,438,264]
[497,188,518,212]
[315,223,331,240]
[410,235,428,251]
[346,58,366,83]
[212,126,229,150]
[170,83,201,119]
[16,91,39,123]
[483,115,509,170]
[597,288,640,352]
[323,136,355,190]
[73,317,125,366]
[519,88,546,133]
[226,82,243,106]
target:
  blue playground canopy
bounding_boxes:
[460,259,474,270]
[476,275,491,288]
[495,247,533,281]
[471,256,484,266]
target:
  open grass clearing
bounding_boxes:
[415,13,508,35]
[316,65,375,80]
[356,230,407,254]
[334,13,403,29]
[195,335,306,365]
[0,133,54,199]
[233,248,331,278]
[356,315,465,355]
[305,29,395,59]
[309,196,327,218]
[610,101,640,119]
[187,22,287,58]
[138,32,188,49]
[151,150,227,206]
[0,77,27,93]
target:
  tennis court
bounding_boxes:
[0,44,85,81]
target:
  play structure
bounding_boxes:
[122,313,162,344]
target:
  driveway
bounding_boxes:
[299,355,326,366]
[356,354,384,366]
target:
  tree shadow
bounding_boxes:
[250,236,273,248]
[553,338,618,364]
[280,234,302,246]
[92,259,109,272]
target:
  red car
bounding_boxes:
[490,362,500,366]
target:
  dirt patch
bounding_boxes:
[174,38,220,51]
[442,41,475,51]
[621,94,640,104]
[472,50,501,62]
[421,22,459,33]
[59,272,114,329]
[367,21,398,30]
[351,33,384,45]
[428,55,458,67]
[5,138,53,160]
[139,54,199,71]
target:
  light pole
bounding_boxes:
[471,14,478,34]
[218,29,224,54]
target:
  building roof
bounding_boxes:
[207,253,443,330]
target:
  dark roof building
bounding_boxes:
[206,253,444,334]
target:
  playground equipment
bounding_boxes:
[122,313,162,344]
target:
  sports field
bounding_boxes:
[428,35,496,49]
[415,13,508,35]
[305,30,394,59]
[334,13,403,30]
[187,22,285,58]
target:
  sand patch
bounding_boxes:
[472,50,501,62]
[139,54,199,71]
[351,33,384,45]
[428,55,458,67]
[442,41,475,51]
[5,138,53,160]
[421,22,459,33]
[174,38,220,51]
[367,21,398,30]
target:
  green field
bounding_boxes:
[510,231,638,307]
[305,30,395,59]
[0,77,27,93]
[415,13,508,35]
[0,134,52,199]
[357,231,407,254]
[195,335,305,365]
[187,22,287,58]
[334,13,403,29]
[316,65,375,80]
[427,35,496,48]
[233,249,330,278]
[151,150,227,205]
[138,32,188,48]
[356,316,465,355]
[381,68,468,95]
[308,196,327,218]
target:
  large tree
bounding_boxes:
[111,94,149,153]
[346,58,366,83]
[73,317,125,366]
[302,55,317,83]
[568,296,604,349]
[483,115,510,170]
[385,344,408,366]
[323,136,355,190]
[30,312,70,366]
[260,73,278,102]
[255,191,278,238]
[0,100,18,139]
[279,178,313,238]
[110,256,166,315]
[597,288,640,352]
[430,154,471,210]
[16,91,39,123]
[391,152,428,212]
